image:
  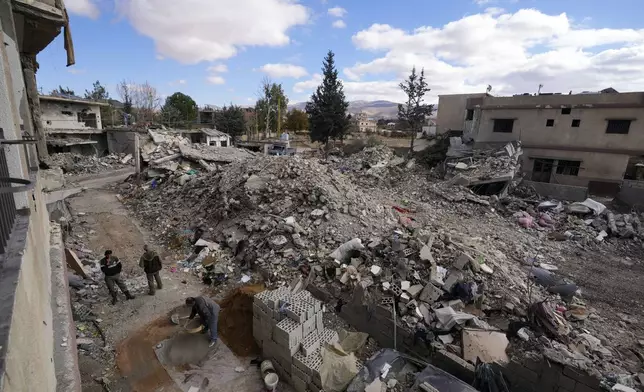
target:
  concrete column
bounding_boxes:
[21,53,49,164]
[134,132,140,175]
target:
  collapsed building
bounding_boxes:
[120,140,644,392]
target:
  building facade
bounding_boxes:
[437,91,644,193]
[1,0,82,391]
[40,95,109,155]
[355,112,377,133]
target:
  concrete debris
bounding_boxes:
[49,152,134,176]
[113,141,644,388]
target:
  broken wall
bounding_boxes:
[309,286,603,392]
[41,100,103,131]
[522,180,588,202]
[106,130,136,155]
[617,180,644,207]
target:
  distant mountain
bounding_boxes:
[288,100,400,119]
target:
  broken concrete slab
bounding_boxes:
[419,283,443,303]
[179,144,256,164]
[442,271,464,292]
[462,329,509,364]
[454,252,472,270]
[65,248,89,278]
[405,284,423,299]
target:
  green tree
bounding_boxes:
[51,85,75,96]
[161,92,198,125]
[398,67,434,151]
[214,105,246,137]
[306,50,350,144]
[84,80,109,100]
[284,108,308,132]
[256,79,288,137]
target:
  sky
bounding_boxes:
[37,0,644,107]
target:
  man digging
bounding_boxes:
[100,250,135,305]
[183,296,220,348]
[139,244,163,295]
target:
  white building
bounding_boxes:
[40,95,108,132]
[355,112,377,133]
[39,95,110,155]
[203,129,232,147]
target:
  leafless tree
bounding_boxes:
[130,81,161,123]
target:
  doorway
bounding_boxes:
[531,158,554,183]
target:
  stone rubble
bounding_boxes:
[115,143,644,391]
[49,152,134,176]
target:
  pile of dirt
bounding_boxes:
[217,285,264,357]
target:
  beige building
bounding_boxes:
[355,112,377,133]
[437,91,644,193]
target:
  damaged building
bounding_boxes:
[40,94,109,155]
[437,90,644,200]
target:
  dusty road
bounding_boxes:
[69,188,203,392]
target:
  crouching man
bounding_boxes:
[184,296,220,348]
[100,250,135,305]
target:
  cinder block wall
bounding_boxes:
[311,285,602,392]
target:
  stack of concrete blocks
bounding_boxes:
[253,288,357,392]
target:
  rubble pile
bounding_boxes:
[124,155,400,283]
[140,129,257,177]
[120,144,644,390]
[50,152,133,175]
[444,142,522,189]
[330,144,413,188]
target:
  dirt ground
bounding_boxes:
[69,189,204,392]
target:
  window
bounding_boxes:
[546,119,554,127]
[493,119,514,133]
[209,141,216,146]
[561,108,571,115]
[571,119,580,127]
[606,119,632,134]
[221,140,228,147]
[466,109,474,121]
[556,160,581,176]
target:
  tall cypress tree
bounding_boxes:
[306,51,350,144]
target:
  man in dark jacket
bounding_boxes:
[185,296,220,347]
[139,245,163,295]
[100,250,134,305]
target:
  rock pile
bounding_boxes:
[50,152,133,175]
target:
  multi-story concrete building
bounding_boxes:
[40,95,110,155]
[355,112,377,133]
[1,0,82,391]
[437,91,644,195]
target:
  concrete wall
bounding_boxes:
[106,130,136,155]
[206,134,231,147]
[522,180,588,201]
[41,100,104,131]
[0,178,56,392]
[308,285,603,392]
[436,93,486,134]
[617,180,644,207]
[476,106,644,153]
[521,148,629,187]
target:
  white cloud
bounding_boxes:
[338,9,644,102]
[67,68,86,75]
[117,0,309,64]
[327,6,347,18]
[65,0,100,19]
[169,79,187,86]
[260,63,308,79]
[207,75,226,85]
[473,0,493,5]
[332,20,346,29]
[293,73,406,102]
[208,64,228,73]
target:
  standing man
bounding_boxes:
[139,245,162,295]
[185,296,220,347]
[100,250,135,305]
